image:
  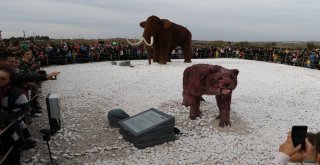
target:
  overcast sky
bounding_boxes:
[1,0,319,41]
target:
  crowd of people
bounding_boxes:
[0,42,60,164]
[2,40,319,70]
[0,39,319,164]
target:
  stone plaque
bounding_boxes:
[119,108,174,136]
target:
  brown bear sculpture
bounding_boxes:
[182,64,239,127]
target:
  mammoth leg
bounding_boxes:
[215,94,232,127]
[158,38,170,64]
[182,41,191,63]
[146,46,153,64]
[153,45,160,63]
[159,48,169,64]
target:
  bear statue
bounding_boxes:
[182,64,239,127]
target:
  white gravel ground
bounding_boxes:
[21,58,320,165]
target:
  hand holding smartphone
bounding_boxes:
[47,71,60,80]
[291,125,308,149]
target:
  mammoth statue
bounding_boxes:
[126,15,192,64]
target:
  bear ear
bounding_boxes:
[140,21,146,28]
[232,69,239,76]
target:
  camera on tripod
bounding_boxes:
[42,128,51,141]
[41,128,58,164]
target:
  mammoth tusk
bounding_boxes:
[126,37,144,45]
[143,36,154,46]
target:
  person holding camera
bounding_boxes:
[19,49,43,116]
[273,131,320,165]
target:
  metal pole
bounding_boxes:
[46,141,53,164]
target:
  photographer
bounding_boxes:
[18,49,59,116]
[273,131,320,165]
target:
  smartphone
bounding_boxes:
[291,125,308,148]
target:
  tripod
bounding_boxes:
[42,128,58,165]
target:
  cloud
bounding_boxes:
[1,0,319,41]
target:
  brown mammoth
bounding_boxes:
[126,15,192,64]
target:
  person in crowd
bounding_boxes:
[309,52,316,69]
[19,49,43,117]
[273,131,320,165]
[288,132,319,163]
[0,65,34,164]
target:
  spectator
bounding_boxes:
[289,132,318,163]
[309,52,316,69]
[273,131,320,164]
[19,49,42,117]
[0,65,35,164]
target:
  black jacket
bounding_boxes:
[13,73,47,84]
